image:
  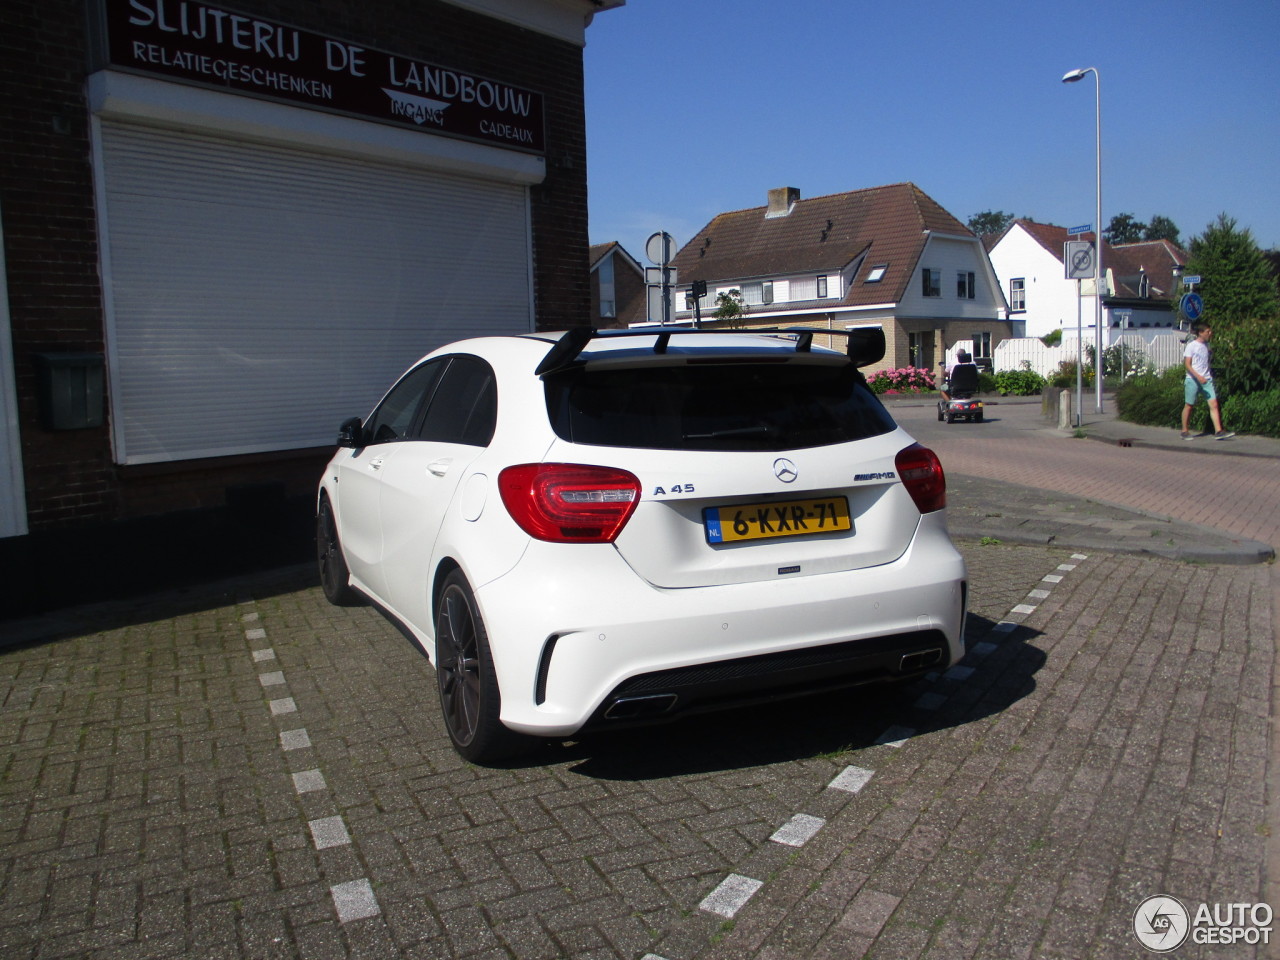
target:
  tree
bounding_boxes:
[1104,213,1145,244]
[1181,214,1280,395]
[713,289,747,328]
[1143,215,1181,247]
[966,210,1015,237]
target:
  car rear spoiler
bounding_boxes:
[534,326,886,377]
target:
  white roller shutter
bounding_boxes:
[97,121,533,465]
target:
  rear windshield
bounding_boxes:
[544,360,896,451]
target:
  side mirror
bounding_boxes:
[336,417,365,448]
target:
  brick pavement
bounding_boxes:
[2,539,1071,959]
[2,400,1275,959]
[681,549,1273,960]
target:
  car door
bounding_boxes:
[332,358,447,601]
[378,355,498,632]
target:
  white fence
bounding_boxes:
[988,333,1185,377]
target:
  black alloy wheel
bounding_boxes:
[435,571,524,763]
[316,497,360,606]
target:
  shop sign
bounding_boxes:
[100,0,546,154]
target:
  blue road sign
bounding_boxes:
[1180,293,1204,321]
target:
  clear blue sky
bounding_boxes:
[584,0,1280,265]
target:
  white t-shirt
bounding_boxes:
[1184,339,1211,380]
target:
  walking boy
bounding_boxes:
[1181,322,1234,440]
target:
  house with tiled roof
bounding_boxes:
[664,184,1010,376]
[988,219,1187,342]
[589,241,646,328]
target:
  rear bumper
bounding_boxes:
[474,511,967,737]
[587,627,952,729]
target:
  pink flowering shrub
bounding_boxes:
[866,366,936,394]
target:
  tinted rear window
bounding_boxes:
[545,361,896,451]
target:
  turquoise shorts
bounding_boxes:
[1185,376,1217,404]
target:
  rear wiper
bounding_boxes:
[682,425,773,439]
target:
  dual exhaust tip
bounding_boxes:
[601,647,944,721]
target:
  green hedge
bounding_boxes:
[1115,367,1280,438]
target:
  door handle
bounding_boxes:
[368,457,384,471]
[427,458,453,477]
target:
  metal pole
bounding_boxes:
[1092,68,1104,414]
[1075,280,1083,427]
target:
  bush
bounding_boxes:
[993,364,1046,396]
[1048,359,1095,389]
[977,372,997,394]
[1113,367,1280,437]
[1213,316,1280,396]
[1221,389,1280,438]
[1102,341,1152,381]
[1115,366,1191,431]
[866,366,935,394]
[1040,330,1063,347]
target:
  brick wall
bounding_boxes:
[0,0,591,532]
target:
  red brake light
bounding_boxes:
[498,463,641,543]
[895,443,946,513]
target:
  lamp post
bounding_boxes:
[1062,66,1104,414]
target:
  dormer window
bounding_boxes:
[865,265,887,283]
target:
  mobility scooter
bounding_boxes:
[937,354,984,424]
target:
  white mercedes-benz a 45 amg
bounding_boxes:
[317,328,967,763]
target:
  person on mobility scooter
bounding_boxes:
[937,351,983,423]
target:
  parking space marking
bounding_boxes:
[293,769,327,794]
[242,604,382,927]
[309,815,353,850]
[700,874,764,918]
[770,813,826,847]
[829,765,875,793]
[875,725,915,748]
[331,879,381,923]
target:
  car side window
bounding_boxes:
[418,356,497,446]
[364,359,446,445]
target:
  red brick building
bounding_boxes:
[0,0,620,612]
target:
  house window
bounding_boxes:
[1010,278,1026,312]
[817,275,828,298]
[956,271,975,299]
[762,281,774,304]
[971,331,992,361]
[865,264,887,283]
[922,269,941,297]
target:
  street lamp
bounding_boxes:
[1062,66,1104,414]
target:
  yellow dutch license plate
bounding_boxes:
[704,496,852,544]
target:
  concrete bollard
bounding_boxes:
[1058,389,1073,430]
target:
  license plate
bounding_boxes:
[704,496,852,544]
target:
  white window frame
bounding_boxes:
[1010,278,1026,312]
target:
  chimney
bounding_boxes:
[766,186,800,219]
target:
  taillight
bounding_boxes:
[895,443,946,513]
[498,463,641,543]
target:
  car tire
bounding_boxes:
[936,404,944,421]
[435,570,527,764]
[316,496,361,606]
[945,412,955,424]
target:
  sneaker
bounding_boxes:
[1214,430,1235,440]
[1180,431,1193,440]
